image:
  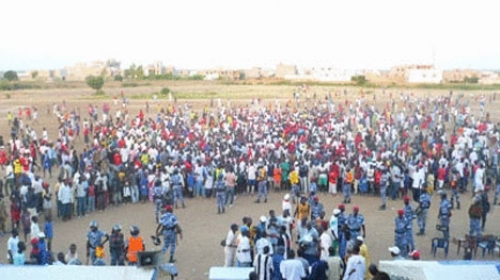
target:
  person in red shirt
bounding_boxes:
[437,165,446,189]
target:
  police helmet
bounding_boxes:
[112,224,122,232]
[130,225,140,236]
[89,220,98,228]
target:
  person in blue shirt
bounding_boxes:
[86,220,109,264]
[44,215,54,252]
[438,191,452,240]
[13,241,26,265]
[416,185,431,235]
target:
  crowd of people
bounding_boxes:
[0,88,498,278]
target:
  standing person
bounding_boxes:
[308,258,328,280]
[126,225,145,266]
[390,163,402,200]
[13,241,27,265]
[343,167,354,203]
[7,229,20,264]
[394,209,409,258]
[280,250,306,280]
[346,206,365,241]
[342,245,366,280]
[255,163,268,203]
[411,163,425,202]
[156,205,180,263]
[224,223,238,267]
[236,225,252,267]
[378,167,390,210]
[30,215,41,241]
[0,197,8,234]
[438,191,452,240]
[152,180,164,223]
[403,195,415,252]
[170,168,185,209]
[480,184,491,231]
[299,221,319,265]
[109,224,125,266]
[468,196,483,240]
[44,215,53,252]
[310,195,324,221]
[86,220,109,265]
[416,185,431,236]
[253,245,273,280]
[450,169,461,209]
[215,173,226,214]
[326,246,344,280]
[225,167,236,207]
[319,225,332,261]
[299,161,310,194]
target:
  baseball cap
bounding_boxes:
[409,250,420,260]
[240,225,249,233]
[389,246,401,255]
[260,216,267,223]
[38,232,46,239]
[356,236,364,242]
[284,193,291,200]
[333,209,341,215]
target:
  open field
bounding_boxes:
[0,81,500,279]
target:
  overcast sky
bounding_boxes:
[1,0,499,71]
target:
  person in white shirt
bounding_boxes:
[7,229,20,263]
[474,163,485,193]
[280,250,306,280]
[343,245,366,280]
[224,224,238,267]
[319,226,333,261]
[236,226,252,267]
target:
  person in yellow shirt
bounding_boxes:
[356,236,372,280]
[288,167,300,203]
[294,196,310,222]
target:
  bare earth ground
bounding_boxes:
[0,82,499,280]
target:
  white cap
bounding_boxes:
[356,235,364,242]
[333,209,341,215]
[284,193,291,200]
[38,232,46,238]
[388,246,400,255]
[260,216,267,223]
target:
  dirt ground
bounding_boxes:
[0,83,499,280]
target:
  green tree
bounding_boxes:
[351,75,367,85]
[124,64,137,79]
[136,66,144,80]
[113,74,123,82]
[31,71,39,80]
[85,75,105,94]
[3,70,18,81]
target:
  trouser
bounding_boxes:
[225,188,235,205]
[481,213,487,230]
[406,225,415,251]
[195,180,204,197]
[329,182,337,194]
[440,217,450,240]
[395,233,408,257]
[469,218,481,239]
[162,230,176,259]
[217,192,225,212]
[417,208,428,232]
[247,180,255,194]
[350,229,360,241]
[77,197,86,216]
[390,182,400,200]
[380,184,387,206]
[343,183,351,201]
[88,196,95,212]
[412,188,421,202]
[4,178,14,196]
[300,176,309,193]
[131,185,139,203]
[173,187,184,207]
[154,199,163,222]
[257,181,268,201]
[224,247,236,267]
[110,249,125,266]
[451,188,460,206]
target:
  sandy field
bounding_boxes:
[0,81,499,279]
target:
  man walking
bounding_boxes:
[156,205,180,263]
[416,185,431,236]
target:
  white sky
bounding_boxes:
[1,0,499,71]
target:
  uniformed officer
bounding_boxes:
[416,185,431,235]
[403,195,415,252]
[156,205,180,263]
[438,190,452,240]
[379,167,391,210]
[394,209,409,258]
[86,220,109,264]
[337,204,347,259]
[153,179,164,223]
[346,205,365,241]
[310,195,324,221]
[171,168,185,209]
[215,173,226,214]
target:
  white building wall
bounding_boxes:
[406,69,442,84]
